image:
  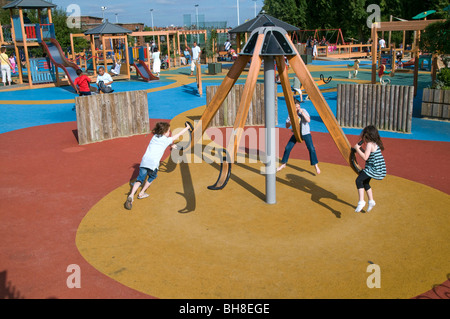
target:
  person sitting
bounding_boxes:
[74,69,93,96]
[229,47,238,60]
[23,13,32,24]
[96,67,114,93]
[183,47,191,66]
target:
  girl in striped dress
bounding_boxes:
[353,125,386,213]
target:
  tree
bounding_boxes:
[419,18,450,65]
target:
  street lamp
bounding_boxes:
[237,0,240,25]
[195,4,199,43]
[150,9,155,42]
[252,0,257,18]
[101,6,107,22]
[115,13,118,23]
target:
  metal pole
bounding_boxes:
[253,0,257,18]
[150,9,155,42]
[237,0,240,25]
[264,56,276,204]
[195,4,200,43]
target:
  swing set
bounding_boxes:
[292,28,345,46]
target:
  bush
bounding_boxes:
[432,67,450,90]
[437,67,450,86]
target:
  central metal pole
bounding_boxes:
[264,56,276,204]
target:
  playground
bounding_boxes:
[0,3,449,300]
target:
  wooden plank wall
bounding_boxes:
[337,83,414,133]
[421,88,450,120]
[206,83,278,127]
[75,90,150,145]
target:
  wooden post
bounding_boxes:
[101,35,107,71]
[196,60,202,97]
[371,25,377,84]
[413,49,419,96]
[70,33,75,61]
[167,32,171,69]
[124,35,130,79]
[19,9,33,87]
[90,34,97,76]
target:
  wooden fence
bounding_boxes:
[75,90,150,145]
[421,88,450,120]
[337,83,414,132]
[206,83,277,127]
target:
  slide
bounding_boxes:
[40,38,79,91]
[134,59,159,81]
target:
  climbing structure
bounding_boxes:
[189,24,361,203]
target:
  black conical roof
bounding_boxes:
[229,13,299,33]
[84,19,132,35]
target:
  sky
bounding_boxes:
[51,0,263,28]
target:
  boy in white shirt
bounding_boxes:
[125,121,191,210]
[96,67,114,93]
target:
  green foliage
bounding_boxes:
[262,0,450,43]
[434,67,450,89]
[419,18,450,55]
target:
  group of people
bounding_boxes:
[0,47,17,87]
[181,42,202,76]
[74,66,114,96]
[125,95,386,214]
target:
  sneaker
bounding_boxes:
[367,200,376,212]
[125,196,133,210]
[355,200,366,212]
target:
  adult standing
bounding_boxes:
[152,46,161,77]
[0,47,12,86]
[190,42,201,76]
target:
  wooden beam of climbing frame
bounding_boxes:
[191,54,251,146]
[227,33,265,160]
[275,55,302,143]
[285,35,355,171]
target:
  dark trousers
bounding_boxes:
[281,133,318,166]
[356,170,372,191]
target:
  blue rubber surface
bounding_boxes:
[1,60,449,142]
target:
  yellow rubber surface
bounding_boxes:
[76,107,450,299]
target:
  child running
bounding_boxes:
[353,125,386,213]
[125,121,191,210]
[277,98,321,174]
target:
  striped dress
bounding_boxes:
[363,145,386,180]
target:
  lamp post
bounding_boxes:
[115,13,118,23]
[101,6,107,22]
[150,9,155,42]
[252,0,257,18]
[195,4,199,43]
[237,0,240,25]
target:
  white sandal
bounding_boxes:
[137,193,149,199]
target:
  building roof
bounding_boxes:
[229,13,299,34]
[2,0,56,9]
[84,20,132,35]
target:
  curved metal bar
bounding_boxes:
[350,140,364,174]
[207,148,232,190]
[177,121,194,151]
[320,73,333,84]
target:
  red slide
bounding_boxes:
[41,38,80,91]
[134,59,159,81]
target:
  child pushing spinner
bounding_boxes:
[125,121,191,210]
[353,125,386,213]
